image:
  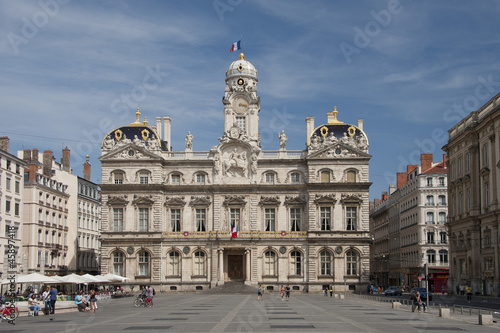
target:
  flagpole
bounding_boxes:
[240,34,243,53]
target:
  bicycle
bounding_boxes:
[133,295,152,308]
[0,300,19,324]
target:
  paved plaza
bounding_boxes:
[3,292,500,333]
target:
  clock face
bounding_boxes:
[233,97,248,113]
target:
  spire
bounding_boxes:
[327,106,343,124]
[129,107,143,126]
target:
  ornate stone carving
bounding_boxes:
[107,195,129,206]
[284,196,307,206]
[223,148,247,177]
[340,193,363,204]
[313,194,336,204]
[258,196,281,206]
[189,196,211,207]
[132,195,154,206]
[223,195,247,206]
[164,196,186,207]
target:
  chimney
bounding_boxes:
[32,149,39,165]
[389,183,396,194]
[43,150,53,177]
[0,136,9,152]
[381,191,389,201]
[357,119,364,131]
[23,149,31,164]
[374,198,380,206]
[397,172,407,189]
[407,164,418,174]
[62,147,70,172]
[442,154,447,168]
[83,155,91,181]
[156,117,162,141]
[163,116,171,150]
[305,116,315,146]
[421,153,433,172]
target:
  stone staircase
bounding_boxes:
[201,281,258,294]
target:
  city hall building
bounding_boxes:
[99,53,372,293]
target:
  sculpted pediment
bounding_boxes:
[132,195,154,206]
[164,196,186,207]
[106,195,129,206]
[99,144,162,161]
[284,196,307,206]
[223,195,247,206]
[307,142,370,159]
[189,196,211,207]
[258,196,281,206]
[340,193,363,204]
[313,194,336,204]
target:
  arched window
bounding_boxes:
[265,173,275,184]
[439,250,448,264]
[264,251,276,276]
[114,171,124,184]
[290,251,302,276]
[320,251,332,275]
[168,251,180,276]
[113,252,124,276]
[426,212,435,224]
[438,212,446,224]
[138,251,150,276]
[193,251,206,276]
[290,172,300,184]
[346,250,358,275]
[426,195,434,206]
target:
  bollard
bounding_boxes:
[469,307,472,315]
[439,308,451,318]
[461,306,463,314]
[479,314,493,326]
[339,294,345,300]
[453,305,455,313]
[392,302,401,309]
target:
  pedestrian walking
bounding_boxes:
[49,286,57,314]
[465,285,472,303]
[281,286,285,301]
[329,285,333,297]
[285,284,291,301]
[148,285,155,307]
[257,285,263,301]
[89,289,97,313]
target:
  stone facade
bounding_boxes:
[443,92,500,296]
[99,53,372,293]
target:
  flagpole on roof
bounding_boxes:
[240,34,243,53]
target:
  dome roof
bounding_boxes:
[226,53,258,80]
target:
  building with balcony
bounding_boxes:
[77,156,101,274]
[370,153,449,292]
[99,53,372,293]
[443,92,500,296]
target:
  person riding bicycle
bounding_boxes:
[140,286,148,300]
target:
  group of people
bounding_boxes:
[257,285,291,301]
[74,289,98,313]
[140,285,155,307]
[26,286,58,316]
[456,285,473,302]
[324,285,334,297]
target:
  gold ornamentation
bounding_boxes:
[320,126,329,138]
[348,126,356,138]
[237,64,244,72]
[141,129,150,141]
[115,129,123,141]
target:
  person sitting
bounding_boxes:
[414,291,427,312]
[28,294,41,316]
[75,292,89,312]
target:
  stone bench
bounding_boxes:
[479,314,493,326]
[392,302,401,309]
[439,308,450,318]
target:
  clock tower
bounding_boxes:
[222,53,260,148]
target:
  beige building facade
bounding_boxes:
[443,92,500,296]
[99,54,372,293]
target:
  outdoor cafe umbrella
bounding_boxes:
[103,273,129,283]
[0,272,60,284]
[82,274,111,283]
[53,273,96,284]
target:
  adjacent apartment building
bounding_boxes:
[0,137,26,277]
[99,53,372,293]
[370,153,449,292]
[443,92,500,296]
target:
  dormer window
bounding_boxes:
[291,173,300,183]
[196,174,206,185]
[171,174,181,185]
[265,173,275,184]
[139,173,149,184]
[346,170,356,183]
[114,172,124,184]
[320,171,330,183]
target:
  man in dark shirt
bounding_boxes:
[49,286,57,314]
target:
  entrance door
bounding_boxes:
[227,255,243,281]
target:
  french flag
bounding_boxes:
[231,222,238,238]
[230,40,241,52]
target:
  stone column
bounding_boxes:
[218,248,224,283]
[245,248,251,283]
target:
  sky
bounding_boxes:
[1,0,500,199]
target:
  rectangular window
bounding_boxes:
[485,183,490,206]
[290,208,301,231]
[235,116,246,132]
[194,252,206,276]
[440,251,448,264]
[171,209,181,232]
[196,174,205,184]
[265,173,274,184]
[14,202,20,216]
[458,157,463,176]
[466,153,471,172]
[139,208,149,232]
[113,208,124,232]
[346,207,357,231]
[171,174,180,184]
[440,232,447,244]
[138,252,149,276]
[291,173,300,183]
[451,162,455,179]
[265,208,276,231]
[5,200,11,214]
[320,207,331,231]
[439,177,445,186]
[15,180,20,194]
[230,208,241,230]
[6,177,11,191]
[459,192,464,213]
[427,232,435,244]
[427,177,433,187]
[484,143,489,165]
[196,208,206,232]
[139,174,149,184]
[427,251,436,263]
[114,173,123,184]
[467,189,471,211]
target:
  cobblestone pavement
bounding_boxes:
[3,291,499,333]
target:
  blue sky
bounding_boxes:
[1,0,500,199]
